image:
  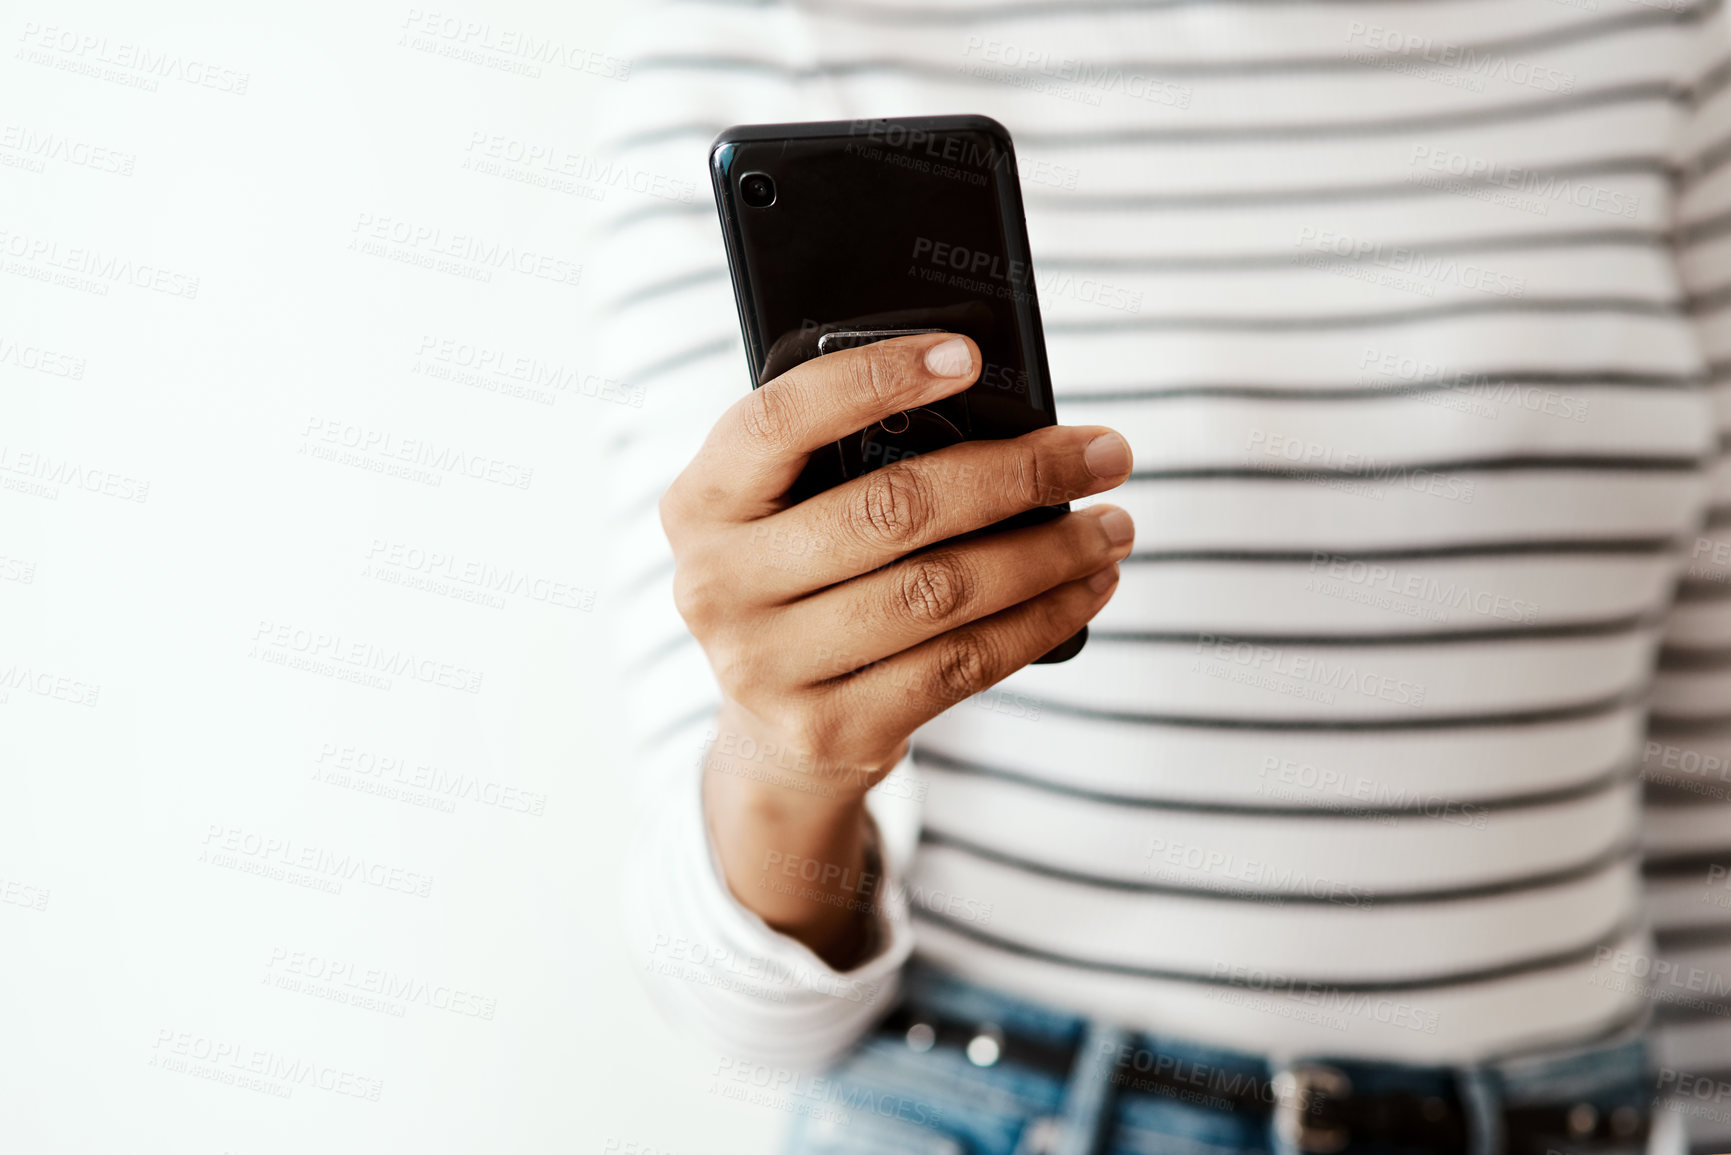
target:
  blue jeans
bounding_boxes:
[780,959,1657,1155]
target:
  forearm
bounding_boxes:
[700,702,894,968]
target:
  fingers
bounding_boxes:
[668,332,981,527]
[817,564,1121,743]
[745,422,1134,598]
[774,504,1135,672]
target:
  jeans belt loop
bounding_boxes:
[1272,1061,1354,1155]
[1051,1020,1129,1155]
[1456,1064,1505,1155]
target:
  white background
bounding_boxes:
[0,1,778,1150]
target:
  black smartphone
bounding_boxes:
[708,114,1085,664]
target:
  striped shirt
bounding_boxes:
[587,1,1731,1144]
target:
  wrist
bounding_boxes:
[705,699,903,813]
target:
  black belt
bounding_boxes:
[876,1007,1650,1154]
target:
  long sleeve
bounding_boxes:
[1648,13,1731,1153]
[583,0,918,1069]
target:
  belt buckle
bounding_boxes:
[1273,1061,1354,1154]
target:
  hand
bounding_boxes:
[660,331,1135,802]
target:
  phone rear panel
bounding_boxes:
[710,115,1084,663]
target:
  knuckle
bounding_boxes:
[931,631,996,703]
[894,554,970,626]
[670,563,718,632]
[713,642,773,698]
[657,485,685,539]
[1011,438,1058,507]
[741,386,796,452]
[842,347,901,411]
[847,467,928,547]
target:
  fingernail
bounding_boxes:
[924,337,974,377]
[1084,432,1131,478]
[1096,507,1134,548]
[1087,563,1119,594]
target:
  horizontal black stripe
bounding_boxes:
[1019,81,1684,145]
[622,334,732,384]
[912,905,1642,993]
[1129,454,1704,482]
[1017,685,1644,731]
[1693,54,1731,107]
[625,632,695,677]
[1094,613,1662,647]
[684,0,1715,26]
[641,9,1690,74]
[1642,778,1731,807]
[1060,370,1703,403]
[1683,126,1731,187]
[1660,645,1731,670]
[1126,537,1681,563]
[616,557,676,599]
[1652,994,1731,1026]
[1032,158,1669,211]
[1679,206,1731,249]
[919,826,1637,905]
[1038,225,1671,269]
[1649,712,1731,735]
[604,266,727,313]
[913,743,1636,816]
[1676,579,1731,601]
[1046,295,1683,335]
[1643,849,1730,879]
[1653,922,1731,952]
[642,699,722,751]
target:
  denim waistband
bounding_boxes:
[890,955,1653,1150]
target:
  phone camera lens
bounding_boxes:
[740,172,776,208]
